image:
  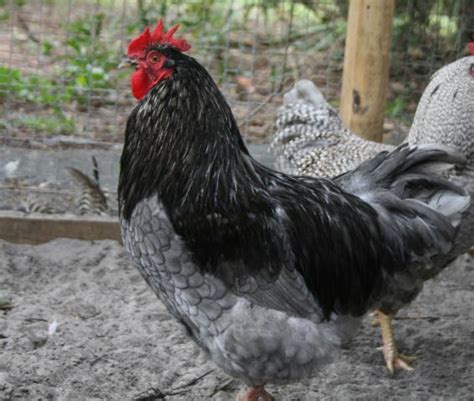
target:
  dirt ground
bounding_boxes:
[1,238,473,401]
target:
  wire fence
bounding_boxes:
[0,0,472,215]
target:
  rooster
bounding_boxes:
[272,53,474,374]
[118,20,471,400]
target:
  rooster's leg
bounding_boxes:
[372,310,416,374]
[237,386,274,401]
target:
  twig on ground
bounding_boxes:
[393,315,441,321]
[168,369,215,394]
[132,369,215,400]
[209,378,236,397]
[132,387,166,401]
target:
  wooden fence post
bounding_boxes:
[340,0,395,142]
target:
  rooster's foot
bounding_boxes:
[373,310,416,374]
[237,386,274,401]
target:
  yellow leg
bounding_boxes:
[373,310,416,374]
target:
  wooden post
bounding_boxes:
[340,0,395,142]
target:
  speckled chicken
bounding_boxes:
[271,80,390,176]
[272,55,474,176]
[68,156,109,215]
[272,54,474,374]
[118,20,471,400]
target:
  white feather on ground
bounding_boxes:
[4,160,20,178]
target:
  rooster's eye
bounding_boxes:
[150,55,160,64]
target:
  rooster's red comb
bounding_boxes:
[128,19,191,58]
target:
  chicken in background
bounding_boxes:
[271,80,390,176]
[1,159,56,214]
[118,20,472,400]
[271,50,474,374]
[272,50,474,176]
[67,156,109,215]
[19,194,54,214]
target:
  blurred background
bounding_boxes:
[0,0,472,222]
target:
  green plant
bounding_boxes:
[386,96,408,119]
[0,66,22,98]
[0,66,71,105]
[0,66,76,136]
[13,114,75,136]
[62,13,118,105]
[41,40,54,56]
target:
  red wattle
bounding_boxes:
[131,68,173,100]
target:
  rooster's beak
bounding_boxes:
[118,57,138,69]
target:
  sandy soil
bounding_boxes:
[1,239,473,400]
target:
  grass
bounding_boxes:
[0,10,127,137]
[11,115,75,136]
